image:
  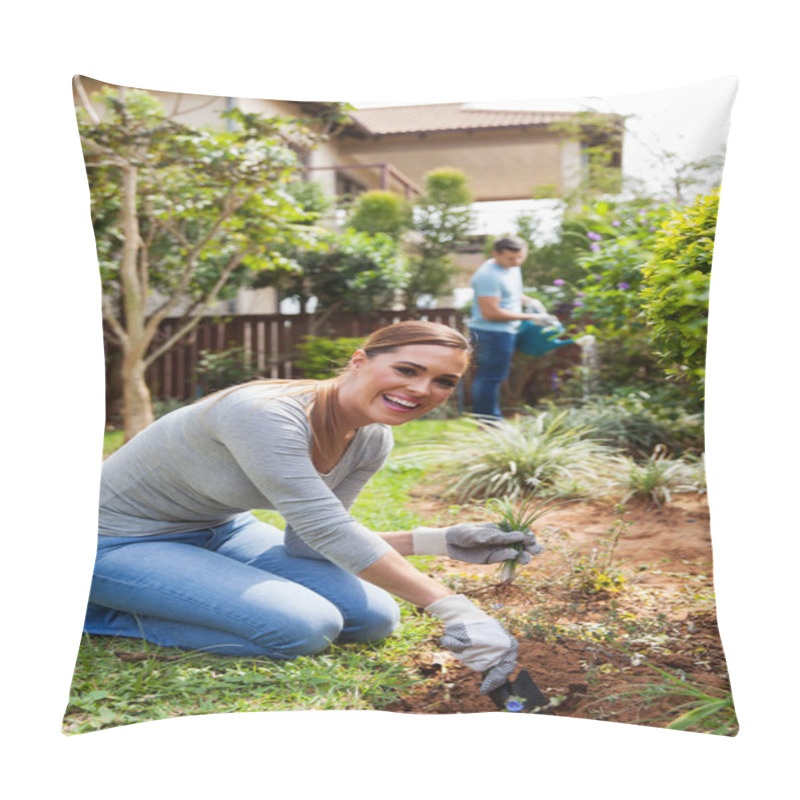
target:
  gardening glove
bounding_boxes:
[412,523,544,565]
[426,594,518,694]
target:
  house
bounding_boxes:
[74,78,622,313]
[335,103,622,302]
[338,103,590,202]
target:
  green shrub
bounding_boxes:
[196,346,258,393]
[569,201,675,394]
[295,335,365,379]
[347,190,412,238]
[640,188,718,400]
[547,393,705,458]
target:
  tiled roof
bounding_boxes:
[347,103,577,136]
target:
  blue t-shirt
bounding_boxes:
[469,258,523,333]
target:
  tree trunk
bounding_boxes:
[121,346,155,441]
[118,159,155,440]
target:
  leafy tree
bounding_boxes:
[76,80,335,438]
[403,168,473,310]
[255,229,409,333]
[639,188,719,400]
[344,168,473,310]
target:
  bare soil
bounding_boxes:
[385,489,735,732]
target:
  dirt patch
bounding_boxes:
[385,492,735,733]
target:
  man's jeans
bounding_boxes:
[470,328,516,419]
[84,512,400,658]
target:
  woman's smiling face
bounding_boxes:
[340,344,469,428]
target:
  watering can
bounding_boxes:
[515,319,575,357]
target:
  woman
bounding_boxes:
[85,321,542,694]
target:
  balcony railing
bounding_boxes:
[305,162,422,200]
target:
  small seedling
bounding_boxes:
[483,493,566,584]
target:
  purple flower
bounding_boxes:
[617,282,630,290]
[506,699,525,713]
[587,231,602,241]
[573,300,584,307]
[593,274,602,281]
[612,220,621,227]
[589,243,600,252]
[553,278,565,286]
[576,292,585,298]
[649,226,657,232]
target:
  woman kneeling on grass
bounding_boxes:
[85,320,542,694]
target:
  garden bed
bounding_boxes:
[386,491,735,733]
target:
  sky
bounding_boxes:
[4,2,798,796]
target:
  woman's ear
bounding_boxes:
[349,349,368,371]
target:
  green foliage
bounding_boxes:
[516,210,591,298]
[196,346,258,392]
[548,200,673,393]
[403,168,474,309]
[549,393,704,458]
[284,179,332,222]
[639,189,719,400]
[80,88,316,303]
[259,228,409,316]
[347,190,412,237]
[419,167,473,207]
[294,335,365,379]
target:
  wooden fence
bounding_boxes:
[137,309,468,404]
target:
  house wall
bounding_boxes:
[76,78,299,130]
[337,127,581,202]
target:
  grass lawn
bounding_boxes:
[64,416,462,734]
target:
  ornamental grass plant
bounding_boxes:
[611,446,705,507]
[399,411,620,503]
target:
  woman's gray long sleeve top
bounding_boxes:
[98,384,394,574]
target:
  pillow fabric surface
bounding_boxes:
[66,75,738,736]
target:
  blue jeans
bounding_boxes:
[469,328,517,419]
[84,512,400,658]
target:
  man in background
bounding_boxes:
[468,236,559,419]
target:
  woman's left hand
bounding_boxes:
[412,523,544,565]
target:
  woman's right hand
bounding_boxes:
[412,523,544,565]
[425,594,518,694]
